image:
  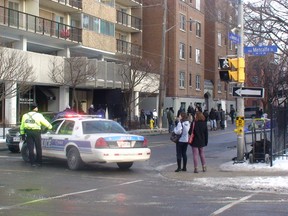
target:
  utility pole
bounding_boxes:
[158,0,167,129]
[236,0,245,161]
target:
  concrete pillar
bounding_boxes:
[13,36,27,51]
[59,86,70,111]
[57,47,70,58]
[5,82,17,125]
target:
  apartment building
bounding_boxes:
[142,0,206,113]
[204,0,238,113]
[0,0,147,125]
[142,0,238,115]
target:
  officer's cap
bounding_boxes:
[30,103,38,110]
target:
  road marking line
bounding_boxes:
[210,193,255,216]
[0,179,143,211]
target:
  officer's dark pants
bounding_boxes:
[25,129,42,165]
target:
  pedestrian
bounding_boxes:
[188,111,208,173]
[209,108,217,131]
[20,103,52,167]
[140,109,146,128]
[220,109,226,129]
[152,109,158,128]
[230,106,236,124]
[167,107,175,133]
[187,102,195,121]
[88,104,95,114]
[96,105,106,118]
[173,112,190,172]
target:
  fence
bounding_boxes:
[270,104,288,165]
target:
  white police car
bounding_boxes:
[20,116,151,170]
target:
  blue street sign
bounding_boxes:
[244,45,278,56]
[228,33,241,44]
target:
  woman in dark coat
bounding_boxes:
[188,111,208,173]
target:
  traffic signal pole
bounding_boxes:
[236,0,245,162]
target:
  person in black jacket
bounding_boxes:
[188,111,208,173]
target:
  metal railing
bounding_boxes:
[116,10,142,31]
[0,6,82,43]
[50,0,82,9]
[270,104,288,164]
[116,39,141,56]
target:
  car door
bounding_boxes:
[42,120,75,158]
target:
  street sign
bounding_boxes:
[244,45,277,56]
[228,33,241,44]
[233,87,264,98]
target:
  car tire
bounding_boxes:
[8,146,20,153]
[67,147,83,170]
[21,142,30,163]
[117,162,133,170]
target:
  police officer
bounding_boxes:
[20,103,52,167]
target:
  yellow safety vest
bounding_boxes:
[20,111,52,135]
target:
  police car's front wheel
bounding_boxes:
[21,142,30,163]
[67,147,83,170]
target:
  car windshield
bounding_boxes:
[82,120,127,134]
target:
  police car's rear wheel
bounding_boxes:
[67,147,83,170]
[117,162,133,170]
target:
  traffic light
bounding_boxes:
[218,57,245,83]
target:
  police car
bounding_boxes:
[20,116,151,170]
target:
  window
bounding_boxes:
[189,18,193,31]
[217,80,222,92]
[196,75,200,90]
[189,73,192,87]
[179,43,186,59]
[196,0,200,10]
[189,46,192,58]
[196,48,201,64]
[83,14,114,36]
[218,10,222,21]
[252,76,258,84]
[180,14,186,31]
[196,22,201,37]
[8,2,19,27]
[179,71,185,88]
[100,20,115,36]
[218,32,222,46]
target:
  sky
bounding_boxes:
[189,158,288,193]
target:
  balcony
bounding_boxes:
[40,0,82,12]
[116,10,142,32]
[117,39,141,57]
[0,6,82,43]
[116,0,142,7]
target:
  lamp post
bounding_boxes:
[236,0,245,161]
[157,0,167,129]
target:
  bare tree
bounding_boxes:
[244,0,288,108]
[49,57,98,112]
[117,55,159,128]
[0,47,34,101]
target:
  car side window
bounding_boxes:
[50,120,64,133]
[58,120,75,135]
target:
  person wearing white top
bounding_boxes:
[173,112,191,172]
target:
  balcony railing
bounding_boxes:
[50,0,82,10]
[117,39,141,57]
[0,6,82,43]
[117,10,142,31]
